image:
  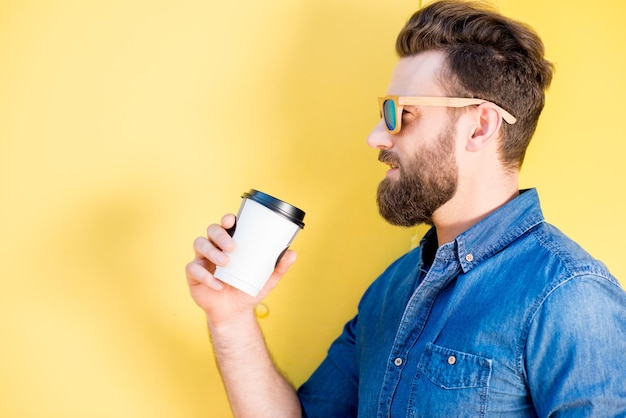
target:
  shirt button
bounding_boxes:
[394,358,403,366]
[465,253,474,262]
[448,355,457,365]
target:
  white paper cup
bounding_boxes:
[214,189,305,296]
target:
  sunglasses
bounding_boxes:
[378,95,517,134]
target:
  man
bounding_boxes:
[186,1,626,416]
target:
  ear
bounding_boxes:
[465,103,503,152]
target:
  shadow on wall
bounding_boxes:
[24,2,419,416]
[33,181,218,415]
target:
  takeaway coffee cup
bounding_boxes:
[214,189,305,297]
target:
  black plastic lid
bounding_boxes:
[242,189,305,229]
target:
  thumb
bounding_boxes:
[256,250,297,299]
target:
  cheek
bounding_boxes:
[393,131,423,160]
[449,140,468,172]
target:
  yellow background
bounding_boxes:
[1,0,624,416]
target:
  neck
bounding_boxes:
[431,175,519,247]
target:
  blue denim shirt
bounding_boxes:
[298,189,626,417]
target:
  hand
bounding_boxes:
[185,214,297,325]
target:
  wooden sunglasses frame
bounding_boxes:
[378,95,517,134]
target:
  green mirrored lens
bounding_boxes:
[383,99,396,131]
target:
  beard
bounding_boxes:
[376,123,458,227]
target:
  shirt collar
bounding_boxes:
[419,188,545,274]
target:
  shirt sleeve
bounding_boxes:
[297,315,360,418]
[525,273,626,416]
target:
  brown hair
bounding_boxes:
[396,0,554,169]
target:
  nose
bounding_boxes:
[367,119,394,150]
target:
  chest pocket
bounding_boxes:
[410,343,492,417]
[419,342,492,389]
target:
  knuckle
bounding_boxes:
[193,236,205,249]
[206,223,222,237]
[185,261,200,279]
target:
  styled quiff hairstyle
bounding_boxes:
[397,0,554,169]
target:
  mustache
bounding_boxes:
[378,150,400,166]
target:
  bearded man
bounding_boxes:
[186,1,626,416]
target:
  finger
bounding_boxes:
[222,214,237,238]
[221,213,236,229]
[185,260,224,291]
[193,236,228,267]
[275,249,297,275]
[260,250,297,296]
[207,223,236,253]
